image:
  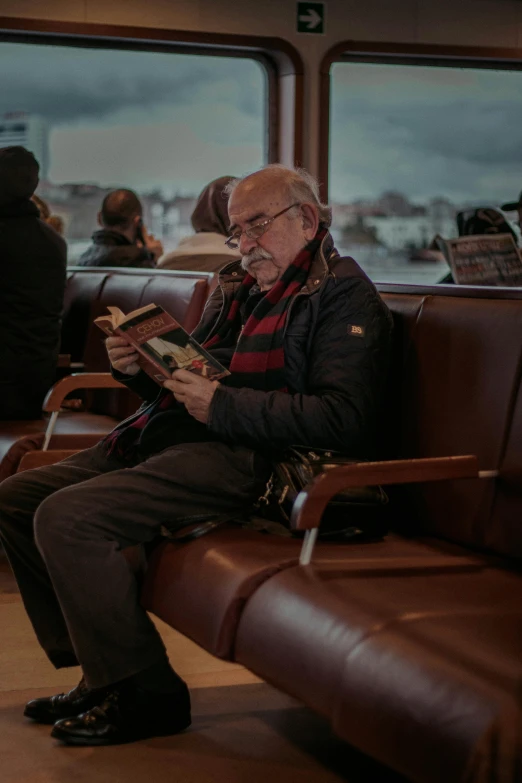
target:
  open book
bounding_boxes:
[95,304,229,383]
[434,233,522,286]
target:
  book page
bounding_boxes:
[107,303,158,327]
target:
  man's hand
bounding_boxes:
[105,335,141,376]
[164,369,219,424]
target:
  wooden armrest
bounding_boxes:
[43,373,125,412]
[291,455,480,531]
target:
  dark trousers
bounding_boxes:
[0,440,269,689]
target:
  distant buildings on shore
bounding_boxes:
[332,190,459,252]
[38,181,463,254]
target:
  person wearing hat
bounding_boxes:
[157,176,240,272]
[0,146,67,419]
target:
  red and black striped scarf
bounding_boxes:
[104,227,327,459]
[205,226,327,391]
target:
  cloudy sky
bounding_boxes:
[0,41,266,196]
[2,41,521,207]
[331,61,522,208]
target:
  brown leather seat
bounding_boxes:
[140,285,522,782]
[141,528,482,660]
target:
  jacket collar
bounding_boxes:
[92,229,134,247]
[217,230,337,294]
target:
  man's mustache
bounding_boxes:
[241,248,273,270]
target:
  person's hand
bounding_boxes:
[163,369,219,423]
[141,224,164,262]
[105,335,141,376]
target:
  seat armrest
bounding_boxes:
[43,373,125,413]
[290,455,480,532]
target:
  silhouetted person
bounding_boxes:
[457,207,517,242]
[0,146,67,419]
[31,194,65,236]
[157,176,240,272]
[78,188,162,268]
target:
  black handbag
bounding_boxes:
[257,447,389,541]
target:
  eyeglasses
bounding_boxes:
[225,203,300,249]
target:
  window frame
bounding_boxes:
[0,15,304,168]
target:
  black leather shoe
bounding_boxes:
[24,678,106,725]
[51,682,191,746]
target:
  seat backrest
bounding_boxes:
[377,292,428,460]
[380,286,522,559]
[61,270,109,361]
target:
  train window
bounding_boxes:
[0,41,267,261]
[329,61,522,285]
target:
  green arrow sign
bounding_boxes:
[297,2,325,34]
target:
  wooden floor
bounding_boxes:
[0,553,407,783]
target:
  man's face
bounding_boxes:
[228,177,318,291]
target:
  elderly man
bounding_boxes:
[0,165,392,747]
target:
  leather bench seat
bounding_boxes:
[233,561,522,782]
[130,285,522,780]
[331,610,522,783]
[141,528,482,659]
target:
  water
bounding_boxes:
[334,242,450,286]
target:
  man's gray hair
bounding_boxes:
[225,164,332,227]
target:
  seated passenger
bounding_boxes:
[32,194,65,236]
[77,188,162,268]
[0,146,67,419]
[0,164,393,747]
[157,175,240,272]
[31,193,51,221]
[457,207,517,242]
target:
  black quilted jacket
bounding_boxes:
[119,232,393,458]
[199,232,392,455]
